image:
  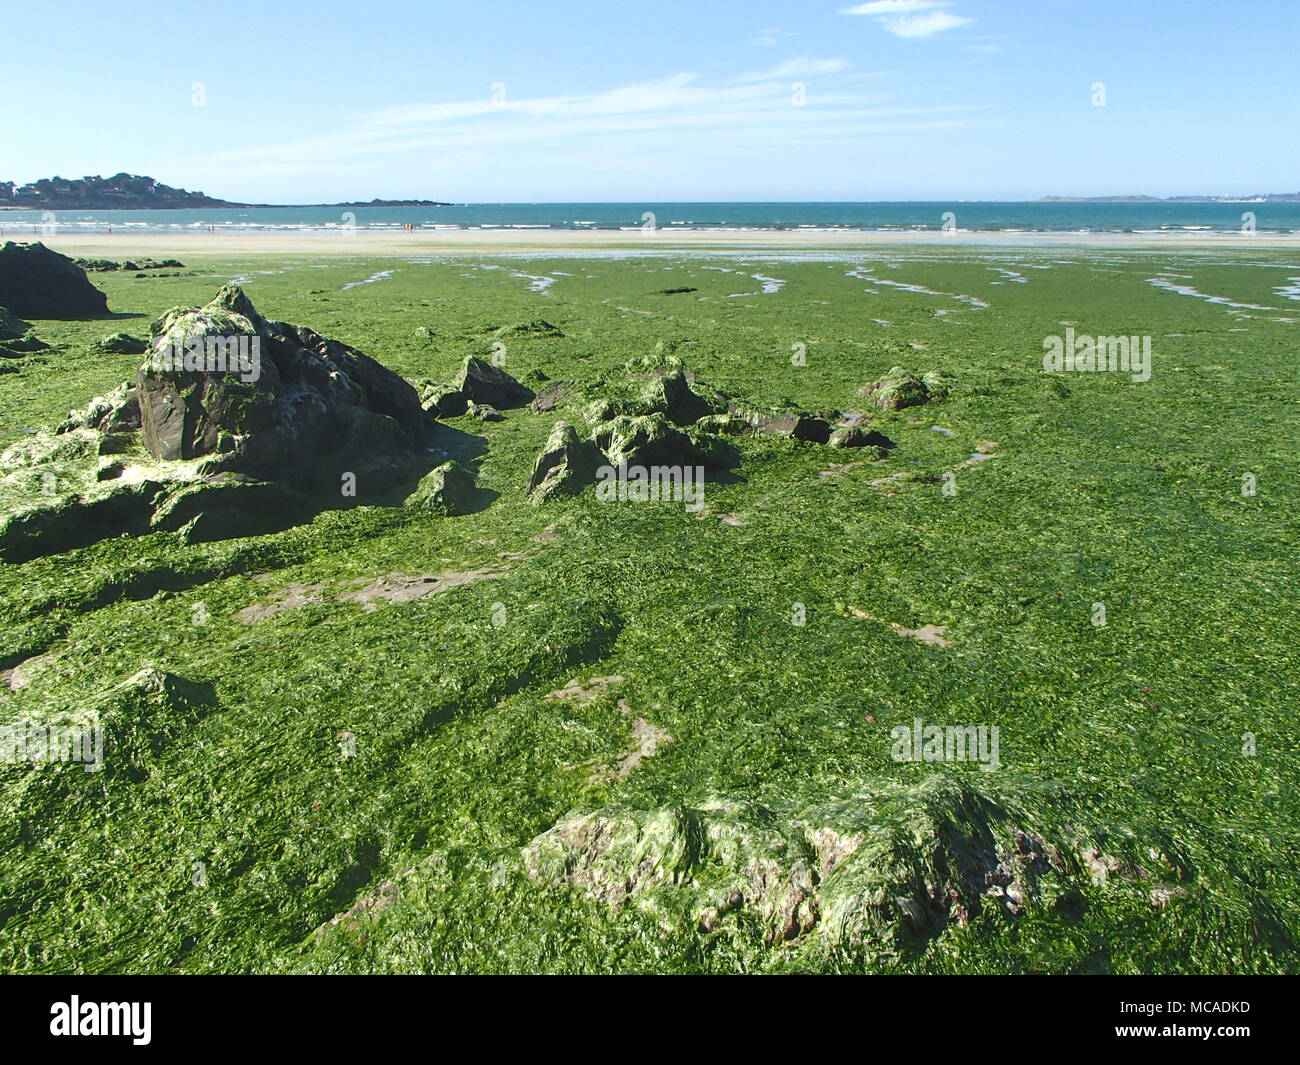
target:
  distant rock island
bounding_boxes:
[1040,193,1300,203]
[0,173,450,210]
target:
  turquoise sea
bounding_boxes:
[1,201,1297,235]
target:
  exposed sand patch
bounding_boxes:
[546,675,625,704]
[338,569,504,611]
[892,623,950,648]
[239,567,505,623]
[610,699,674,779]
[237,582,327,624]
[843,605,950,647]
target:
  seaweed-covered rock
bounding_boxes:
[828,425,895,449]
[859,367,930,411]
[526,422,602,502]
[468,401,503,422]
[454,355,534,408]
[57,382,140,435]
[530,379,573,413]
[494,318,563,338]
[523,776,1115,958]
[419,381,468,418]
[149,472,291,543]
[99,332,147,355]
[638,370,719,426]
[591,413,724,469]
[136,284,425,493]
[0,242,109,318]
[728,402,831,443]
[405,461,478,515]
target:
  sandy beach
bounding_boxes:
[7,226,1297,259]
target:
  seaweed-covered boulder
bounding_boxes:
[639,370,719,426]
[523,776,1138,960]
[530,379,573,414]
[454,355,534,408]
[591,413,725,469]
[419,381,468,418]
[728,402,831,443]
[526,422,602,503]
[148,472,290,543]
[0,242,109,318]
[829,425,895,450]
[468,401,503,422]
[135,284,425,493]
[99,332,147,355]
[859,367,930,411]
[405,461,478,515]
[57,382,140,436]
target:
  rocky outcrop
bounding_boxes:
[0,242,109,318]
[523,776,1169,960]
[591,413,735,470]
[526,422,602,503]
[859,367,953,411]
[405,461,478,515]
[1,286,452,560]
[829,425,895,449]
[454,355,534,408]
[135,284,425,494]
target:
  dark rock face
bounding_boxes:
[0,242,109,318]
[454,356,535,408]
[0,306,30,341]
[135,285,425,493]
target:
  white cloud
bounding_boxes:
[842,0,973,38]
[842,1,942,13]
[191,71,986,180]
[746,28,795,47]
[734,57,850,82]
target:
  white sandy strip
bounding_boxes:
[16,227,1300,260]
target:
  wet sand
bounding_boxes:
[6,227,1297,259]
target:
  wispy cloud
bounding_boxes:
[734,56,850,82]
[746,27,796,47]
[841,0,973,39]
[190,69,986,181]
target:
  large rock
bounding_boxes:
[135,285,425,494]
[526,422,603,503]
[639,370,719,426]
[859,366,930,411]
[454,356,534,409]
[404,461,478,515]
[591,413,724,469]
[728,402,831,443]
[0,242,109,318]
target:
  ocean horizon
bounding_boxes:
[1,200,1296,235]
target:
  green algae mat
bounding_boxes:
[1,246,1297,973]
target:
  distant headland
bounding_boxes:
[0,173,451,210]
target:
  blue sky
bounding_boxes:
[2,0,1296,202]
